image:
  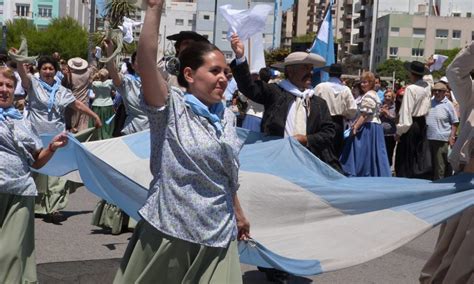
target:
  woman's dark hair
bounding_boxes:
[126,52,137,75]
[37,56,59,72]
[259,67,272,83]
[177,42,222,88]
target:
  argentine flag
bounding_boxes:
[310,0,335,86]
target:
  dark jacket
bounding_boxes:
[231,59,342,172]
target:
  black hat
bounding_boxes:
[404,61,429,76]
[166,31,210,44]
[322,63,343,75]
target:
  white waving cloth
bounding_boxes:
[118,17,143,44]
[220,4,272,73]
[429,54,448,72]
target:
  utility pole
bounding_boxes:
[88,0,97,62]
[212,0,218,44]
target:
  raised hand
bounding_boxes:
[230,33,245,59]
[147,0,164,8]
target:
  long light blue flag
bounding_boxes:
[310,0,335,86]
[36,129,474,276]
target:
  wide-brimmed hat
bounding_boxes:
[67,57,88,71]
[322,63,343,75]
[271,52,326,70]
[167,31,210,44]
[404,61,429,76]
[432,82,448,91]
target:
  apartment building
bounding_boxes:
[373,14,474,69]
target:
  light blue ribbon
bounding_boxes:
[38,78,61,113]
[184,93,224,135]
[0,107,22,121]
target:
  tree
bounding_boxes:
[5,19,40,54]
[431,48,461,79]
[376,59,410,84]
[105,0,137,29]
[264,48,290,67]
[6,17,88,59]
[41,17,89,59]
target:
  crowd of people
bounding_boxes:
[0,0,473,283]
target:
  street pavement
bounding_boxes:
[37,186,438,283]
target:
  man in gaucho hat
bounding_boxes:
[395,60,432,178]
[229,34,341,173]
[158,31,209,88]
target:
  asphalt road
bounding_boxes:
[37,186,438,283]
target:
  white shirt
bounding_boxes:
[314,77,357,119]
[396,79,431,136]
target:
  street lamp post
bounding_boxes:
[88,0,97,62]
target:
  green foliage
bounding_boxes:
[292,33,316,43]
[6,19,39,53]
[431,48,461,79]
[41,17,89,59]
[264,48,290,67]
[6,17,88,59]
[105,0,137,29]
[376,59,410,84]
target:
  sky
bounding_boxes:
[282,0,294,11]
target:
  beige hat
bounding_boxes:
[271,52,326,70]
[67,57,88,71]
[432,82,448,91]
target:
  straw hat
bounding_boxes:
[67,57,88,71]
[271,52,326,70]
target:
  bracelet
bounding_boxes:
[48,143,56,152]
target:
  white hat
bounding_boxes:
[271,52,326,70]
[439,76,449,84]
[67,57,88,71]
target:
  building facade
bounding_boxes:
[373,14,474,69]
[59,0,92,29]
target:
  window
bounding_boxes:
[413,28,425,37]
[188,19,193,26]
[452,30,461,39]
[203,15,210,20]
[38,5,52,18]
[389,47,398,56]
[452,12,461,17]
[223,51,233,60]
[472,31,474,41]
[390,27,399,36]
[175,19,184,26]
[412,48,424,57]
[221,31,227,40]
[436,29,448,38]
[467,12,472,18]
[16,4,30,17]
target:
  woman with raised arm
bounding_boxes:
[114,0,250,283]
[0,66,68,283]
[9,53,102,224]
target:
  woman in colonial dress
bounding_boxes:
[10,53,102,224]
[89,68,115,140]
[340,71,391,177]
[114,1,250,282]
[0,66,68,283]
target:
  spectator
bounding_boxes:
[379,90,397,166]
[426,82,459,179]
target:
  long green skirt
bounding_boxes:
[114,220,242,284]
[0,193,37,284]
[33,174,81,215]
[91,200,136,235]
[89,105,115,140]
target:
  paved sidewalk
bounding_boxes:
[36,187,438,283]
